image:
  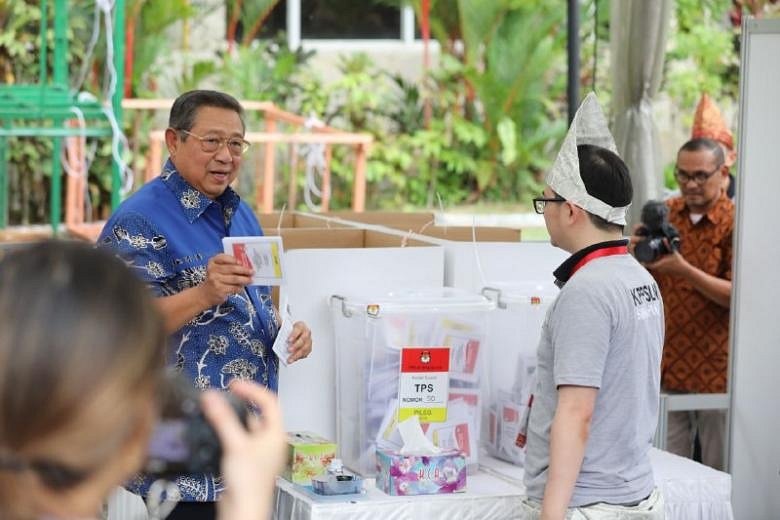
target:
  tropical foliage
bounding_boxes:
[0,0,755,223]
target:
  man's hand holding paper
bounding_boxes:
[199,253,255,305]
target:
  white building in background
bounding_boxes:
[281,0,437,83]
[161,0,437,95]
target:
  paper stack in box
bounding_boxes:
[284,432,337,485]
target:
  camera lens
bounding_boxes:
[635,238,665,263]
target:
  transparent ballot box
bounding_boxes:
[481,281,557,465]
[329,288,495,476]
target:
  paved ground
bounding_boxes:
[436,211,549,241]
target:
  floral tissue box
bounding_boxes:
[376,448,467,496]
[284,431,337,485]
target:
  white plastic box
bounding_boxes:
[272,227,444,441]
[481,281,557,465]
[329,288,495,476]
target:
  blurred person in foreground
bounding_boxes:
[98,90,312,517]
[520,93,665,520]
[0,241,286,520]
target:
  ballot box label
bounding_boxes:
[398,347,450,423]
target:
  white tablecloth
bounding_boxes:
[273,472,525,520]
[649,449,733,520]
[273,449,734,520]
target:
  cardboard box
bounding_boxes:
[417,226,521,242]
[323,211,435,232]
[258,211,522,242]
[376,448,466,496]
[320,212,522,242]
[265,227,430,250]
[284,432,337,485]
[257,211,343,231]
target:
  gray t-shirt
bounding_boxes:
[523,253,664,507]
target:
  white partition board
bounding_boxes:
[303,215,568,292]
[729,17,780,519]
[438,240,568,292]
[277,247,444,440]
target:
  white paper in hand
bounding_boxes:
[221,236,285,286]
[272,300,295,367]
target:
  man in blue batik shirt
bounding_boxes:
[99,90,312,519]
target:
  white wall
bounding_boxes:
[729,17,780,520]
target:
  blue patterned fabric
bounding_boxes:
[98,160,279,501]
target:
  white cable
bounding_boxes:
[72,0,101,92]
[96,0,135,195]
[436,192,446,232]
[59,106,94,219]
[76,93,102,177]
[145,479,181,520]
[97,0,116,99]
[471,215,487,287]
[299,114,327,212]
[62,106,86,179]
[276,203,286,235]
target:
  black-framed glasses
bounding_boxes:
[532,196,566,214]
[674,164,722,185]
[177,129,250,156]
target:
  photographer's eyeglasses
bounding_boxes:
[674,164,722,185]
[532,196,566,214]
[177,129,250,156]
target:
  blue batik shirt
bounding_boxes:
[98,160,279,501]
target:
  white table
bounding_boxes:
[478,449,734,520]
[273,449,734,520]
[649,449,734,520]
[272,471,525,520]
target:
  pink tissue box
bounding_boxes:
[375,448,467,496]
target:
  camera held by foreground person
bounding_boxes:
[144,372,249,477]
[634,200,682,263]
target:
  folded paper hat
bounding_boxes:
[691,93,734,150]
[545,92,629,225]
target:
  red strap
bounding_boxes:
[570,245,628,277]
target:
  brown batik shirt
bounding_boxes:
[654,193,734,393]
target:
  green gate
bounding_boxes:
[0,0,126,232]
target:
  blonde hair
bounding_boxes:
[0,241,166,518]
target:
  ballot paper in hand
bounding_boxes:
[222,236,285,286]
[272,301,295,367]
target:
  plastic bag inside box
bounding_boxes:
[481,281,558,466]
[329,287,495,476]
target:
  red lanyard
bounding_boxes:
[570,245,628,278]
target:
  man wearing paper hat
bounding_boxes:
[521,93,665,519]
[691,93,736,199]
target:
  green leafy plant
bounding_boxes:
[215,34,316,107]
[126,0,196,97]
[664,0,738,111]
[376,0,568,204]
[226,0,280,48]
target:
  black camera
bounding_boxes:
[144,372,248,477]
[634,200,681,263]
